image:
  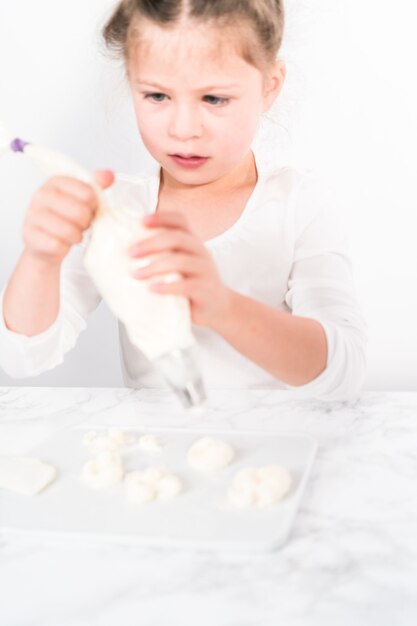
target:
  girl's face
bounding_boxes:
[127,19,285,187]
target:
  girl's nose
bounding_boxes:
[168,104,203,140]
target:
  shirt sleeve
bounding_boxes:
[284,170,367,401]
[0,237,102,378]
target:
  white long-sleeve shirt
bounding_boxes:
[0,148,367,400]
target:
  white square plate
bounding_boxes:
[0,427,317,552]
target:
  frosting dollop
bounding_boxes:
[228,465,292,508]
[125,467,183,504]
[187,437,235,472]
[137,434,164,454]
[82,450,124,489]
[0,456,57,496]
[82,428,136,454]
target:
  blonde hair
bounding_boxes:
[102,0,285,73]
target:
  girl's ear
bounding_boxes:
[262,59,286,112]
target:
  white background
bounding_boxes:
[0,0,416,390]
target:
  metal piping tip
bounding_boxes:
[170,377,207,409]
[153,346,207,409]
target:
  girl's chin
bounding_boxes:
[161,160,218,185]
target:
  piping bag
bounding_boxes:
[0,123,207,409]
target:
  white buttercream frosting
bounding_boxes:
[187,437,235,472]
[0,456,57,496]
[228,465,292,508]
[82,428,136,454]
[82,450,124,489]
[83,198,195,361]
[137,434,164,454]
[125,467,183,504]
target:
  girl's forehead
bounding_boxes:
[127,19,260,84]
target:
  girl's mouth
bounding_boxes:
[169,154,209,169]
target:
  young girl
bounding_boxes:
[0,0,366,400]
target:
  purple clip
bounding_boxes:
[10,138,30,153]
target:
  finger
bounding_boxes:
[47,176,98,206]
[30,210,83,246]
[148,276,197,297]
[131,253,206,280]
[93,170,115,190]
[29,224,73,254]
[128,229,203,258]
[142,211,192,232]
[37,188,94,229]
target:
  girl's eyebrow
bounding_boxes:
[135,80,240,91]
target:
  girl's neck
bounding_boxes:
[159,150,258,198]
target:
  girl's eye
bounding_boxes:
[203,95,229,106]
[144,93,167,103]
[142,93,229,106]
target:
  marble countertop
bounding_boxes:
[1,387,416,626]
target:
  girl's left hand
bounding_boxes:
[127,211,231,328]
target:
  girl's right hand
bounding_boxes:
[22,170,114,265]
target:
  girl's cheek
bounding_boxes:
[139,122,166,155]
